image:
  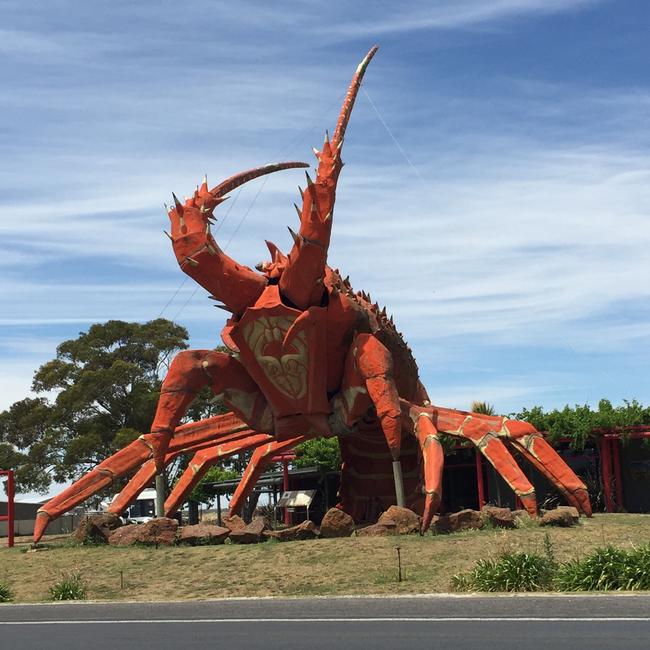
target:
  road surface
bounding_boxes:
[0,594,648,649]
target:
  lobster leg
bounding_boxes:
[410,411,444,534]
[430,407,539,516]
[164,432,272,516]
[504,424,592,516]
[148,348,272,472]
[228,436,307,517]
[33,413,251,542]
[353,333,405,506]
[108,429,262,517]
[108,452,182,516]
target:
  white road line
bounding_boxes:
[0,617,648,625]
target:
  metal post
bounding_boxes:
[611,436,624,511]
[395,545,402,582]
[283,459,290,525]
[155,473,165,518]
[475,450,485,509]
[392,460,406,507]
[216,492,222,526]
[7,470,14,548]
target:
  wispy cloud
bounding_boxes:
[1,0,648,428]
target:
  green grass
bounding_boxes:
[0,580,13,602]
[48,571,87,601]
[555,544,650,591]
[0,514,648,602]
[451,551,555,592]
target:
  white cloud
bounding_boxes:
[308,0,602,38]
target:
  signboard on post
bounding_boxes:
[277,490,316,508]
[276,490,316,523]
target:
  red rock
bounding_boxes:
[434,509,484,533]
[540,508,576,527]
[377,506,420,534]
[356,523,397,537]
[179,523,230,545]
[108,523,141,546]
[264,520,318,542]
[555,506,580,522]
[319,508,355,538]
[229,516,267,544]
[108,518,178,546]
[222,515,247,533]
[481,506,517,529]
[74,512,123,544]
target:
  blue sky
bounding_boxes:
[2,0,650,475]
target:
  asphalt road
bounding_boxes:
[0,594,648,650]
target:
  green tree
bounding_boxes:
[0,319,193,493]
[513,399,650,449]
[293,437,341,472]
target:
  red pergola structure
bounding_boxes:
[594,426,650,513]
[272,451,297,525]
[0,470,15,548]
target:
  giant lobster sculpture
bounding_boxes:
[34,47,591,542]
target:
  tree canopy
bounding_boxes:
[0,319,226,493]
[513,399,650,449]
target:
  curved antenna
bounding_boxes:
[332,45,378,146]
[210,161,309,198]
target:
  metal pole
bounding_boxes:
[216,492,222,526]
[155,473,165,518]
[392,460,406,507]
[283,459,290,525]
[395,545,402,582]
[7,470,14,548]
[475,450,485,509]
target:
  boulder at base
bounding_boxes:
[434,509,484,533]
[554,505,580,523]
[179,523,230,545]
[319,508,355,538]
[481,506,517,529]
[74,512,123,544]
[377,506,420,534]
[108,518,178,546]
[356,523,397,537]
[229,517,267,544]
[108,523,142,546]
[540,508,577,527]
[265,520,318,542]
[222,514,247,533]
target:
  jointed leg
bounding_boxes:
[351,333,405,506]
[504,422,592,516]
[410,410,444,534]
[149,348,271,471]
[228,436,307,516]
[164,433,272,516]
[33,413,251,542]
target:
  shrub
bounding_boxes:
[48,572,87,601]
[452,551,555,592]
[555,545,650,591]
[0,581,13,602]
